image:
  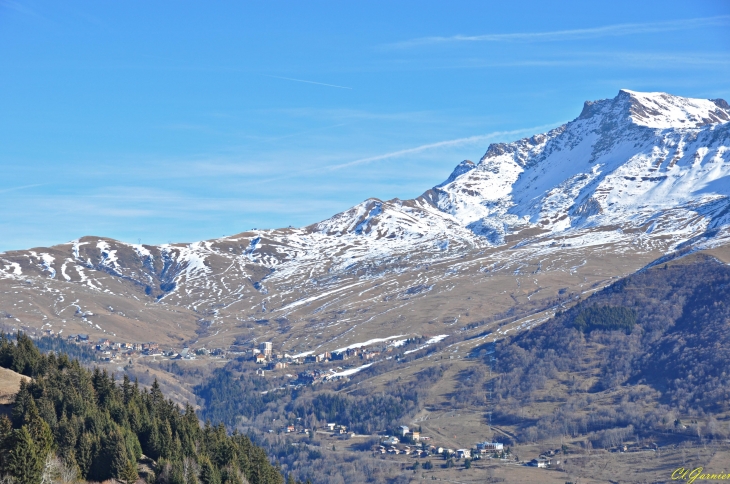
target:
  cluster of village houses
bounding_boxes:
[247,341,401,384]
[377,425,506,460]
[55,331,225,361]
[47,331,406,370]
[252,341,386,368]
[272,419,509,463]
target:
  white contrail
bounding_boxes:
[0,183,43,194]
[264,74,352,90]
[329,123,561,170]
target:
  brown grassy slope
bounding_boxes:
[0,366,29,405]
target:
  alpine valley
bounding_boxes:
[3,89,730,483]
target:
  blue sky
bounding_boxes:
[1,0,729,251]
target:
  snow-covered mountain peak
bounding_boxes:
[437,160,476,187]
[580,89,730,130]
[426,89,730,241]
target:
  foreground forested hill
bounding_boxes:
[0,332,285,484]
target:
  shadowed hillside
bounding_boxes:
[492,253,730,444]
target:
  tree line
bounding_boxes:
[0,331,287,484]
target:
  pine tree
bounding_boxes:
[199,456,221,484]
[76,431,96,479]
[109,428,133,480]
[119,458,139,484]
[24,399,53,460]
[11,379,32,426]
[6,426,44,484]
[221,467,243,484]
[0,415,13,476]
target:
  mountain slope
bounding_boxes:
[1,89,729,355]
[491,251,730,443]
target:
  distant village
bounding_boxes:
[275,417,515,466]
[42,330,406,373]
[34,330,569,470]
[41,329,226,361]
[248,340,404,385]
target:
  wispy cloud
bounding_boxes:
[0,0,37,16]
[368,51,730,73]
[388,16,730,48]
[263,74,353,90]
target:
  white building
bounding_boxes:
[476,441,504,453]
[382,436,400,446]
[456,449,471,459]
[260,341,273,358]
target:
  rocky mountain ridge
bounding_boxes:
[1,89,729,354]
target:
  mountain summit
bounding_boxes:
[581,89,730,129]
[426,89,730,244]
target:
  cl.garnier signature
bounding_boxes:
[673,467,730,482]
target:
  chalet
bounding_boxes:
[255,354,267,364]
[286,425,295,433]
[255,368,265,376]
[327,423,336,431]
[77,334,89,342]
[382,436,400,446]
[294,371,320,384]
[304,355,320,364]
[456,449,471,459]
[476,441,504,453]
[410,431,420,441]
